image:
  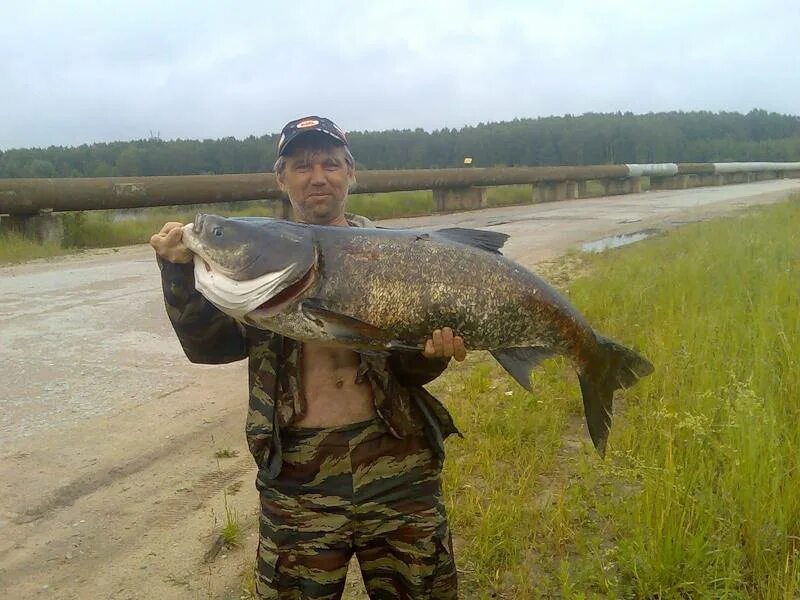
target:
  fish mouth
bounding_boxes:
[250,265,317,317]
[183,222,259,281]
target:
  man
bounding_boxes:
[150,116,464,599]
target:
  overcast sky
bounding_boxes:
[1,0,798,150]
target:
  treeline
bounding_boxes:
[3,109,800,178]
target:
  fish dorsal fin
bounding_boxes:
[433,228,509,255]
[491,346,556,391]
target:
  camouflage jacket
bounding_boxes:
[158,215,460,479]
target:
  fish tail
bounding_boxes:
[578,334,654,457]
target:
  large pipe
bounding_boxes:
[677,163,716,175]
[626,163,678,177]
[353,165,630,192]
[0,165,629,214]
[0,173,283,215]
[2,162,799,215]
[712,162,800,173]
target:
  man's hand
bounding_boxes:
[150,222,193,263]
[422,327,467,362]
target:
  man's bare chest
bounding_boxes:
[296,342,375,426]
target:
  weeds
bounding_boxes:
[214,448,239,459]
[209,434,244,555]
[221,495,241,547]
[0,230,71,263]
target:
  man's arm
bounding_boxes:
[153,222,247,364]
[389,327,466,386]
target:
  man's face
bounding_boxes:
[277,143,354,225]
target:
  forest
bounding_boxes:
[2,109,800,178]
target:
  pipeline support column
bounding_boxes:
[1,209,65,245]
[433,187,487,212]
[534,181,568,203]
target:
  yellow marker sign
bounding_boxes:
[463,157,473,165]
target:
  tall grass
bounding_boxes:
[0,231,71,263]
[348,190,434,219]
[0,202,278,264]
[431,199,799,598]
[568,199,800,598]
[60,202,278,249]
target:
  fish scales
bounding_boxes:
[310,230,589,352]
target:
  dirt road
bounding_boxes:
[1,180,798,599]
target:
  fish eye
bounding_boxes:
[213,226,223,237]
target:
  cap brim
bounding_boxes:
[279,128,347,156]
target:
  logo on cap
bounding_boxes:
[297,119,320,129]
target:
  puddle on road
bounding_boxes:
[581,229,659,253]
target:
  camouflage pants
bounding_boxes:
[255,418,457,599]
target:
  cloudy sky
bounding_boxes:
[1,0,798,150]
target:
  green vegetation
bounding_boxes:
[0,202,278,264]
[346,185,557,218]
[2,110,799,177]
[61,202,278,248]
[221,500,242,547]
[427,199,799,598]
[0,231,71,263]
[214,448,240,459]
[347,190,433,219]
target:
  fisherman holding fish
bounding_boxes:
[151,117,465,599]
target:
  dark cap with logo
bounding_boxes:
[277,116,349,157]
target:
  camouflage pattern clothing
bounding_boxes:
[256,418,457,599]
[157,214,461,598]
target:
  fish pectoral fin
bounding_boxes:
[386,341,425,352]
[491,346,556,392]
[357,349,391,359]
[432,228,509,255]
[300,300,395,344]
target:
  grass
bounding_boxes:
[60,202,279,249]
[348,190,434,219]
[0,231,72,263]
[425,197,800,598]
[210,435,245,552]
[221,499,242,547]
[214,448,240,459]
[0,201,280,265]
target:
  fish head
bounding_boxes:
[182,215,317,319]
[184,214,282,281]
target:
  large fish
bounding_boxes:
[182,214,653,456]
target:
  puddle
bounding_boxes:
[581,229,659,253]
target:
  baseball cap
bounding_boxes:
[277,116,348,157]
